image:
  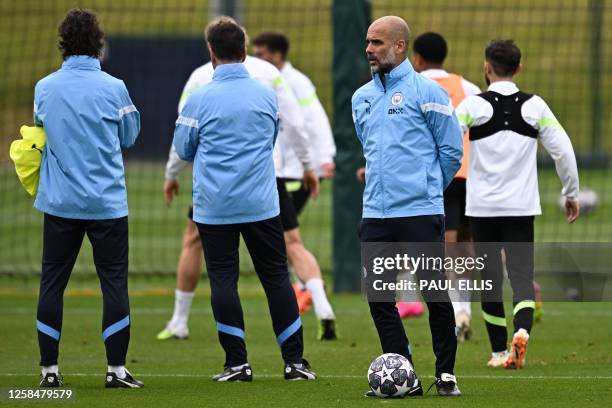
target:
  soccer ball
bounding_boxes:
[367,353,417,398]
[557,188,599,215]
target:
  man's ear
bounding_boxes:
[514,63,523,76]
[397,39,407,54]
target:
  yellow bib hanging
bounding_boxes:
[9,125,46,196]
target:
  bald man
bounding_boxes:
[352,16,463,396]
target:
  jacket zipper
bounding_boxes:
[379,73,386,217]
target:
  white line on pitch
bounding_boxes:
[2,308,612,317]
[1,373,611,380]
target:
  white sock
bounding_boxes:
[452,301,472,317]
[462,301,472,317]
[170,289,195,327]
[108,365,126,379]
[42,365,58,376]
[515,328,530,339]
[305,278,335,320]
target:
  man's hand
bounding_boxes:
[564,198,580,224]
[303,169,320,199]
[321,162,336,179]
[164,179,180,208]
[356,166,366,184]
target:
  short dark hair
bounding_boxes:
[252,32,290,59]
[413,32,447,64]
[205,16,246,61]
[58,8,104,59]
[485,39,521,77]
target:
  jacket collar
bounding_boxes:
[62,55,101,70]
[280,61,293,75]
[212,63,250,81]
[420,68,449,79]
[372,58,414,90]
[487,80,519,95]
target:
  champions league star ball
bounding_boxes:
[558,188,599,215]
[367,353,417,398]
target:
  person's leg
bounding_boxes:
[196,222,246,368]
[171,218,202,326]
[471,217,508,355]
[502,217,535,335]
[501,216,535,369]
[159,210,202,339]
[87,217,131,370]
[277,179,312,311]
[37,214,84,373]
[176,216,203,293]
[392,215,457,377]
[285,227,335,320]
[444,179,472,329]
[360,218,412,360]
[241,216,304,364]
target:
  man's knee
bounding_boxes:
[284,228,303,248]
[182,220,202,251]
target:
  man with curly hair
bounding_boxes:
[33,8,143,388]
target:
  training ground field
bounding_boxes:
[1,279,611,407]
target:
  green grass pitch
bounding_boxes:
[1,280,611,407]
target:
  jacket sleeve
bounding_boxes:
[532,97,579,199]
[117,82,140,149]
[165,67,210,180]
[165,144,189,180]
[33,84,43,126]
[351,94,364,145]
[304,94,336,165]
[172,97,200,162]
[273,75,312,170]
[421,87,463,188]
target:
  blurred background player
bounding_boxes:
[410,32,481,340]
[252,31,337,338]
[456,39,580,368]
[33,8,142,388]
[172,16,316,381]
[157,23,337,341]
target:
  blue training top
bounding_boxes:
[33,55,140,220]
[173,63,280,225]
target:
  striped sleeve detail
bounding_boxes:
[176,116,199,128]
[420,101,454,116]
[538,117,564,130]
[457,113,474,126]
[119,104,137,117]
[298,92,318,107]
[179,84,200,108]
[271,76,284,88]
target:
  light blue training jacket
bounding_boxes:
[173,63,280,225]
[33,55,140,220]
[351,59,463,219]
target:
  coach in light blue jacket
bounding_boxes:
[171,16,315,382]
[173,63,279,225]
[34,57,139,219]
[352,54,462,219]
[34,9,143,389]
[352,16,463,397]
